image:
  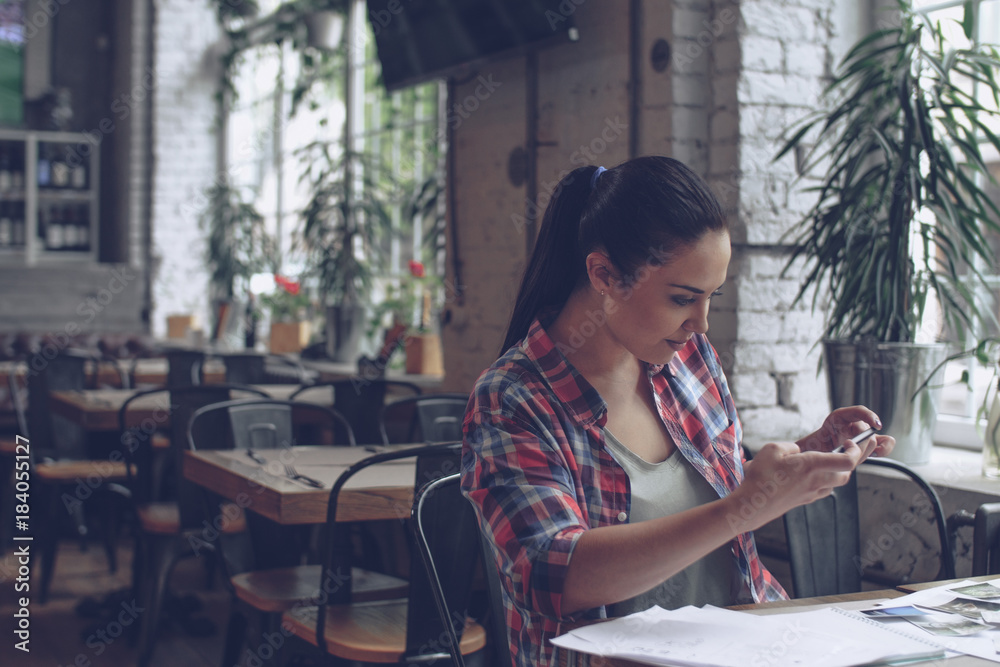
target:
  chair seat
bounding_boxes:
[137,501,247,535]
[283,600,486,663]
[0,436,18,455]
[231,564,409,612]
[34,459,132,482]
[151,432,170,450]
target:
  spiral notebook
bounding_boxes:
[551,604,947,667]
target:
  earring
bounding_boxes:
[601,290,605,297]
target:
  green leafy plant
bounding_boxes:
[213,0,347,108]
[200,182,274,300]
[776,0,1000,345]
[297,146,396,306]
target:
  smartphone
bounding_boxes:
[832,427,878,454]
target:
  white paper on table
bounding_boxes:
[551,604,947,667]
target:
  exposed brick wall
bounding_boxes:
[443,0,868,441]
[149,0,221,338]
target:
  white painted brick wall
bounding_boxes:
[149,0,221,338]
[722,0,866,441]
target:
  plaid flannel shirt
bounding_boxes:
[461,317,788,667]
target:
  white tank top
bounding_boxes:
[603,428,739,615]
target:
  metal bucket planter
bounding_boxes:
[823,340,948,465]
[325,304,366,363]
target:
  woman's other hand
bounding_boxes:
[796,405,894,459]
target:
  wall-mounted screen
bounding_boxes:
[367,0,579,91]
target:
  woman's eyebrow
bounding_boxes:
[669,283,726,294]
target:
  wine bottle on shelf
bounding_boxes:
[0,146,11,192]
[11,143,23,191]
[63,206,77,249]
[51,145,70,188]
[76,204,90,250]
[0,202,11,247]
[45,206,64,250]
[11,202,24,247]
[71,153,87,189]
[37,144,52,187]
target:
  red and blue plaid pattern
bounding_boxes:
[462,317,788,667]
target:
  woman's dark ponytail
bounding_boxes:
[501,166,600,353]
[499,157,728,357]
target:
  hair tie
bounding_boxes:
[590,166,606,190]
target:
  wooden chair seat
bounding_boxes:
[137,501,246,535]
[0,436,18,455]
[283,600,486,663]
[231,564,409,612]
[151,432,170,450]
[34,459,131,482]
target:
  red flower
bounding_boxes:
[274,274,300,295]
[408,260,425,278]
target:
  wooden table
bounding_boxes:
[560,589,996,666]
[183,445,419,525]
[896,574,1000,593]
[48,384,314,432]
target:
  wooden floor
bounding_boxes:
[0,537,233,666]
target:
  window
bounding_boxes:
[913,0,1000,447]
[223,0,445,352]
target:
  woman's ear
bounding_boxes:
[585,251,615,296]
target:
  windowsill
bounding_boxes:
[867,444,1000,498]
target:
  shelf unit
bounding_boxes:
[0,129,100,265]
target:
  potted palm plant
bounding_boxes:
[298,144,396,361]
[200,181,273,347]
[777,0,1000,463]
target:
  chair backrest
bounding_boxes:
[291,379,422,446]
[119,383,271,522]
[223,353,267,385]
[165,349,205,386]
[26,350,88,460]
[474,514,513,667]
[188,398,357,450]
[412,473,481,667]
[782,473,861,597]
[949,502,1000,576]
[316,442,462,655]
[379,393,470,445]
[783,457,955,598]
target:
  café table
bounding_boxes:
[184,443,419,579]
[182,444,417,525]
[47,384,316,432]
[896,574,1000,593]
[559,588,996,666]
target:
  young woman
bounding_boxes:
[460,157,894,667]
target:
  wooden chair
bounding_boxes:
[282,442,487,666]
[378,393,470,445]
[783,457,955,597]
[186,398,407,667]
[29,350,129,603]
[290,379,422,446]
[119,384,271,667]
